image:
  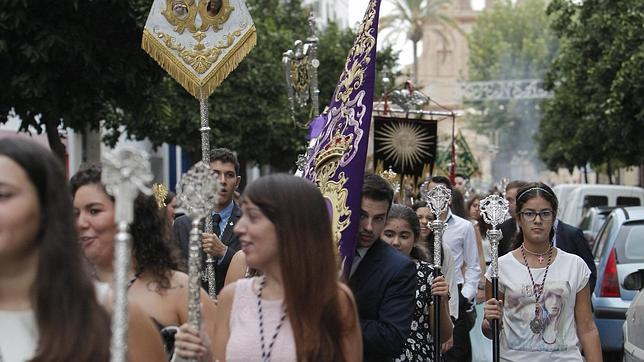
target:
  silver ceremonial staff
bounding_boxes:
[102,147,153,362]
[141,0,257,300]
[175,161,219,362]
[420,182,451,362]
[480,194,509,362]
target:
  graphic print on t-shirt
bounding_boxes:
[504,280,571,352]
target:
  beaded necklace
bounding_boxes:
[256,276,287,362]
[520,244,553,334]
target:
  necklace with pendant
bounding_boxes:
[522,243,552,264]
[520,244,553,334]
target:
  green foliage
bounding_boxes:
[0,0,165,159]
[0,0,400,174]
[539,0,644,172]
[466,0,558,162]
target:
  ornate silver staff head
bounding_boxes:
[102,147,153,222]
[175,161,220,327]
[480,194,509,279]
[419,182,452,268]
[480,195,509,230]
[101,147,153,362]
[176,161,220,220]
[420,182,452,219]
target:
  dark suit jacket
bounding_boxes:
[173,202,242,294]
[499,218,517,257]
[348,239,417,362]
[554,221,597,293]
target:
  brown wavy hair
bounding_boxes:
[0,139,110,361]
[243,174,355,361]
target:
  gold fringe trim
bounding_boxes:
[142,26,257,99]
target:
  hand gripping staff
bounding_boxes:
[420,182,451,361]
[102,147,153,362]
[479,195,509,362]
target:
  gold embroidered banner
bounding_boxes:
[142,0,256,99]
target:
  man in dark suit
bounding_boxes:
[553,219,597,292]
[173,148,242,295]
[348,174,416,361]
[498,180,528,256]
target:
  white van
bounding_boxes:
[559,185,644,226]
[553,184,581,215]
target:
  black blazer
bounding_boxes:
[173,202,242,294]
[348,239,417,362]
[498,218,517,257]
[554,220,597,293]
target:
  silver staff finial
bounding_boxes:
[480,195,509,230]
[176,161,220,220]
[175,161,220,335]
[102,147,153,362]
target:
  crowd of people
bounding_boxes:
[0,138,602,361]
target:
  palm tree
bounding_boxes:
[380,0,461,85]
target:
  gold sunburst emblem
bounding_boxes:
[375,122,435,170]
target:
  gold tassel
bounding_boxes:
[141,27,257,99]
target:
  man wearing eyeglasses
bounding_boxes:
[174,147,243,295]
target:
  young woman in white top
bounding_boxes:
[174,174,362,361]
[482,182,601,361]
[0,139,164,361]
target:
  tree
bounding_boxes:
[539,0,644,178]
[380,0,459,85]
[1,0,400,178]
[466,0,558,177]
[0,0,165,160]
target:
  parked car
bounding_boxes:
[592,207,644,358]
[560,185,644,227]
[578,206,616,249]
[623,269,644,362]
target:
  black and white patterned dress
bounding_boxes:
[396,260,435,362]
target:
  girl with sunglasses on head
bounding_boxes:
[482,182,601,361]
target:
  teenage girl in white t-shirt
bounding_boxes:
[482,182,601,361]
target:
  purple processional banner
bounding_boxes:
[302,0,381,276]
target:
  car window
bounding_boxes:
[583,195,608,215]
[593,216,614,262]
[617,196,641,207]
[579,213,591,230]
[591,214,608,234]
[619,222,644,263]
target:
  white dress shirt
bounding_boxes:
[441,210,481,301]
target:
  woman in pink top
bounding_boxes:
[175,174,362,361]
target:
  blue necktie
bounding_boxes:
[211,213,222,238]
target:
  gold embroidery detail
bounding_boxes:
[141,25,257,99]
[198,0,234,32]
[155,27,246,74]
[162,0,198,34]
[333,1,376,105]
[315,131,353,243]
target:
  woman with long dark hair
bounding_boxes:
[0,139,164,361]
[174,174,361,361]
[381,204,453,361]
[483,182,601,361]
[70,164,216,360]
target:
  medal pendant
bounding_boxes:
[530,316,544,334]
